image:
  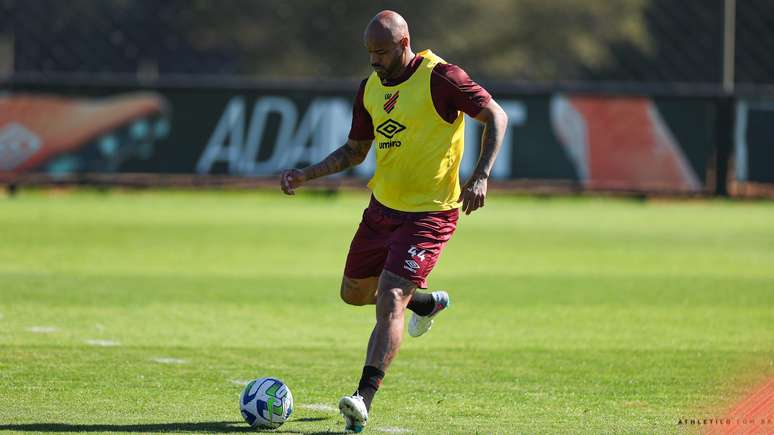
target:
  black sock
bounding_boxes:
[355,365,384,411]
[407,291,434,316]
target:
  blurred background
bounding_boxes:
[1,0,773,196]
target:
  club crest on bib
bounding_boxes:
[383,91,400,113]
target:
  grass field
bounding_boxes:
[1,189,773,434]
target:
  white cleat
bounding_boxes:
[339,394,368,433]
[408,291,450,337]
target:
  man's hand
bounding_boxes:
[460,99,507,215]
[279,140,372,196]
[458,174,488,215]
[280,168,306,195]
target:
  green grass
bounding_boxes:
[1,189,773,434]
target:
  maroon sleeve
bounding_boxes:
[348,79,375,141]
[430,63,492,124]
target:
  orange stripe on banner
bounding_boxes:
[704,377,774,435]
[0,93,166,173]
[566,96,700,192]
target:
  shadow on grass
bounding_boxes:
[0,418,340,434]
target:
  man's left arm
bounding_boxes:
[459,99,508,215]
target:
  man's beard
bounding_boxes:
[377,57,401,79]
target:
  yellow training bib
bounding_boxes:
[363,50,464,212]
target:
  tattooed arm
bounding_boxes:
[280,139,372,195]
[458,99,508,214]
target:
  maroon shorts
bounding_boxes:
[344,196,459,288]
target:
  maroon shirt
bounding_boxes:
[348,54,492,141]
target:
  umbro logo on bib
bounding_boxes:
[376,119,406,139]
[383,90,400,113]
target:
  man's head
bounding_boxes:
[364,10,412,80]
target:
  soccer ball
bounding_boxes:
[239,377,294,429]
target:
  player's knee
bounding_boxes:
[340,277,373,306]
[377,287,404,312]
[340,285,367,306]
[383,287,404,301]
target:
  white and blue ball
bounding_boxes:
[239,377,293,429]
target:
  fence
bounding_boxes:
[3,0,774,87]
[1,1,773,196]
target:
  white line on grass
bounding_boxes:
[297,403,338,412]
[230,379,250,386]
[84,339,120,346]
[27,326,59,333]
[152,357,188,364]
[374,427,411,433]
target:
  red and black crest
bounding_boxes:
[383,91,400,113]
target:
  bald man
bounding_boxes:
[280,10,507,432]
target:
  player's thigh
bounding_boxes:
[383,211,458,289]
[340,275,379,306]
[342,203,393,304]
[383,239,444,290]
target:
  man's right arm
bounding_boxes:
[280,139,372,195]
[303,139,372,181]
[281,78,373,195]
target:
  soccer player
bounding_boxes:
[280,10,507,433]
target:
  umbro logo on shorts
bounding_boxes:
[376,119,406,139]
